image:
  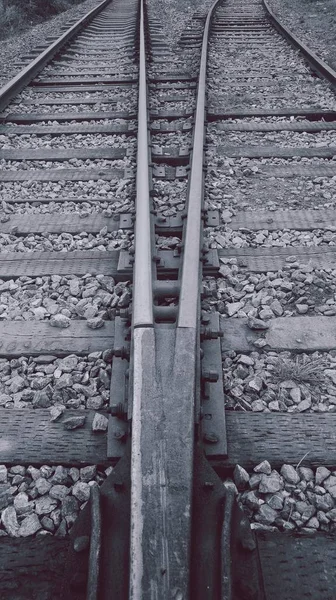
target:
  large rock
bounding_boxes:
[51,466,68,485]
[2,506,19,537]
[256,504,278,525]
[34,496,58,516]
[13,492,32,516]
[80,466,96,483]
[254,460,271,475]
[49,485,70,501]
[0,465,7,483]
[323,475,336,499]
[72,481,91,503]
[316,466,331,486]
[92,412,108,432]
[248,377,263,393]
[233,464,250,491]
[19,514,41,537]
[63,415,86,430]
[315,493,334,512]
[298,467,314,482]
[259,471,283,494]
[244,491,260,511]
[35,477,52,496]
[50,314,70,328]
[280,464,300,485]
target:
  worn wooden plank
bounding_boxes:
[5,110,135,123]
[0,409,107,464]
[0,250,120,278]
[31,76,137,85]
[0,212,131,234]
[0,167,125,182]
[215,145,336,158]
[216,164,336,177]
[27,83,136,92]
[257,532,336,600]
[225,412,336,470]
[0,320,115,356]
[221,315,336,353]
[215,121,336,132]
[218,246,336,272]
[12,98,120,105]
[0,537,69,600]
[228,208,336,231]
[0,123,135,135]
[208,108,336,120]
[0,147,128,161]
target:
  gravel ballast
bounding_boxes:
[0,462,110,538]
[0,351,113,410]
[234,461,336,534]
[222,350,336,413]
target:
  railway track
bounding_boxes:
[0,0,336,597]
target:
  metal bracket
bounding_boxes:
[206,209,220,227]
[152,165,188,179]
[117,213,133,229]
[61,445,131,600]
[150,121,193,133]
[107,317,129,460]
[200,312,227,460]
[117,248,220,277]
[152,145,190,166]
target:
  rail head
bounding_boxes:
[132,0,154,328]
[0,0,112,112]
[263,0,336,87]
[177,0,222,330]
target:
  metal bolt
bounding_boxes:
[73,535,90,553]
[203,481,214,490]
[114,481,124,492]
[114,430,127,442]
[203,432,219,444]
[202,369,219,383]
[110,403,127,420]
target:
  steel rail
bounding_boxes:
[0,0,112,112]
[263,0,336,86]
[132,0,154,328]
[178,0,221,329]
